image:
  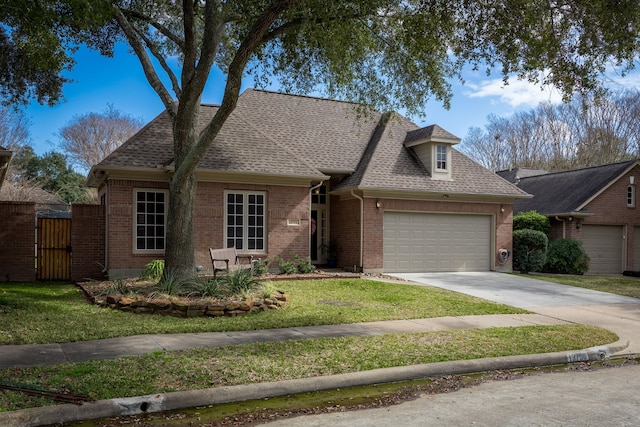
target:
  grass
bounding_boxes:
[0,277,621,412]
[0,324,616,412]
[0,279,526,345]
[523,274,640,299]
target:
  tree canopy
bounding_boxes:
[4,0,640,279]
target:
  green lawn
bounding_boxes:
[523,274,640,299]
[0,277,620,412]
[0,278,525,345]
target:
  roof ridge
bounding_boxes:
[246,88,373,108]
[518,159,638,180]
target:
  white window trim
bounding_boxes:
[436,144,448,171]
[628,185,635,207]
[224,190,267,254]
[133,189,168,254]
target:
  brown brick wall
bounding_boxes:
[105,179,310,277]
[582,165,640,270]
[0,202,36,281]
[330,195,513,272]
[71,204,105,281]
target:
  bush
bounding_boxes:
[141,259,164,281]
[274,256,297,274]
[543,238,590,275]
[226,269,260,295]
[251,258,270,276]
[513,211,551,236]
[294,254,316,274]
[513,229,548,274]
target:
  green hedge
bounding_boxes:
[513,229,548,274]
[513,210,550,236]
[543,238,590,275]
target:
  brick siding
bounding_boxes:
[582,165,640,270]
[0,202,36,281]
[71,204,105,281]
[104,179,311,277]
[330,196,513,272]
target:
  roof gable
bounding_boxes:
[513,160,639,215]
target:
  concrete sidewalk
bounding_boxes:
[1,272,638,426]
[0,313,570,369]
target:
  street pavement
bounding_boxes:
[1,272,639,426]
[265,362,640,426]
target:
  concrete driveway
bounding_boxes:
[390,272,640,354]
[390,272,639,308]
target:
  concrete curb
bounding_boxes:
[0,342,627,427]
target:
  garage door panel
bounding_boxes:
[581,225,623,275]
[384,212,491,273]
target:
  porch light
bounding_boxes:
[376,200,382,209]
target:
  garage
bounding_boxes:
[383,212,491,272]
[581,225,624,275]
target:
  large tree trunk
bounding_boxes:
[164,169,197,281]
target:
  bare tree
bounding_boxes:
[0,106,30,151]
[460,91,640,172]
[58,105,143,171]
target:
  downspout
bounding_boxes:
[310,181,324,259]
[555,216,565,239]
[351,190,364,271]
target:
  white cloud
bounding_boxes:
[465,78,563,108]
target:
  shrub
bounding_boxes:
[226,268,260,295]
[294,254,316,274]
[141,259,164,281]
[274,256,297,274]
[543,238,590,275]
[513,211,551,236]
[251,258,270,276]
[185,277,228,298]
[513,229,548,274]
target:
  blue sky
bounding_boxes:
[24,43,635,158]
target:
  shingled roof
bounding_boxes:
[90,89,528,198]
[513,160,639,215]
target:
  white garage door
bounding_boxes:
[383,212,491,273]
[581,225,624,275]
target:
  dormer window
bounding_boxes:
[436,145,447,170]
[403,124,460,181]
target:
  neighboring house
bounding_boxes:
[0,181,71,218]
[87,89,529,278]
[499,160,640,275]
[0,146,11,190]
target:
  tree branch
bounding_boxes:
[121,8,185,51]
[135,27,182,98]
[112,4,177,115]
[182,0,197,83]
[174,0,300,183]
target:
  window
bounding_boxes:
[226,191,266,252]
[628,185,635,207]
[436,145,447,170]
[311,184,327,205]
[135,190,167,252]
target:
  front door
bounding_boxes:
[311,185,328,263]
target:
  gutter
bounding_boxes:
[350,190,364,271]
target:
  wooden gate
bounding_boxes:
[37,218,71,280]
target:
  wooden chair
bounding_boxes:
[209,247,254,277]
